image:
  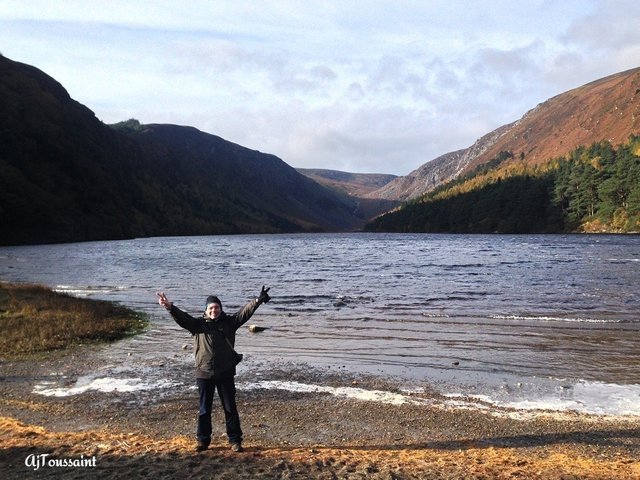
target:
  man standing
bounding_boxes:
[157,286,270,452]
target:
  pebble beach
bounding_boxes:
[1,345,639,479]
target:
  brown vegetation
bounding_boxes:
[0,283,146,358]
[1,416,638,479]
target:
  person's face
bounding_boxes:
[205,302,221,320]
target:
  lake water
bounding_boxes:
[1,233,639,416]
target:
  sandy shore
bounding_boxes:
[1,346,639,479]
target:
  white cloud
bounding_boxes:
[564,0,640,50]
[1,1,639,174]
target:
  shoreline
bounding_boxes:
[1,346,639,479]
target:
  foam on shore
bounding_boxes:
[33,375,179,397]
[32,374,640,418]
[444,380,640,417]
[240,379,640,418]
[241,380,417,405]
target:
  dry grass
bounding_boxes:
[0,282,146,358]
[1,416,638,479]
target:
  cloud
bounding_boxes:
[1,1,640,175]
[564,0,640,50]
[541,0,640,90]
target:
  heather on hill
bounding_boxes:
[367,137,640,234]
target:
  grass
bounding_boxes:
[0,282,147,358]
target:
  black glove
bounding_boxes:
[258,285,271,304]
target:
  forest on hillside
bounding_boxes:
[366,136,640,234]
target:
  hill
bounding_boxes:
[296,169,396,197]
[369,67,640,202]
[0,55,364,245]
[366,136,640,233]
[296,169,399,220]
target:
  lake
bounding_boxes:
[1,233,639,415]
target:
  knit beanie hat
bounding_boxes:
[205,295,222,310]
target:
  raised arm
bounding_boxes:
[157,292,205,334]
[234,286,271,328]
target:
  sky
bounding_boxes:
[1,1,640,175]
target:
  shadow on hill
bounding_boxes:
[367,174,565,233]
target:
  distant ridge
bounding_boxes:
[296,168,396,197]
[296,168,400,220]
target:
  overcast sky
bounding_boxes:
[2,1,640,175]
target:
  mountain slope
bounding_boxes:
[370,67,640,202]
[120,123,363,231]
[0,55,362,245]
[296,168,400,219]
[366,137,640,233]
[296,169,397,197]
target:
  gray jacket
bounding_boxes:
[169,298,260,379]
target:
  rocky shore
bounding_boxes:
[1,345,639,479]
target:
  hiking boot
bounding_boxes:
[230,442,243,452]
[195,441,209,452]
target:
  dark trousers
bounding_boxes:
[196,376,242,445]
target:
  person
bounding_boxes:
[157,286,271,453]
